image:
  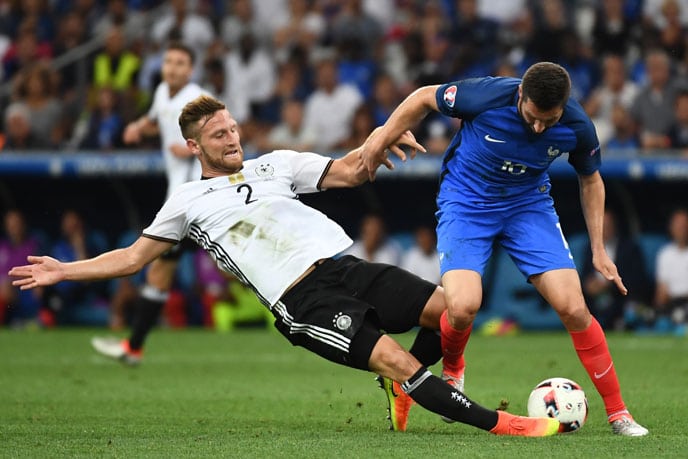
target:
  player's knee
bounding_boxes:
[445,294,480,325]
[555,301,590,329]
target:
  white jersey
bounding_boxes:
[142,150,353,306]
[656,243,688,298]
[148,82,209,198]
[401,247,441,285]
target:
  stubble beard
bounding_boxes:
[200,145,242,175]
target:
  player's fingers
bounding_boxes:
[388,146,407,161]
[401,143,422,160]
[20,282,37,291]
[601,262,628,296]
[400,129,417,142]
[403,137,426,154]
[382,156,395,170]
[364,157,379,181]
[8,266,31,276]
[614,276,628,296]
[12,277,34,287]
[367,165,377,182]
[399,132,426,152]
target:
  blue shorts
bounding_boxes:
[436,196,576,278]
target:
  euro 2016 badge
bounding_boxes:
[443,85,457,108]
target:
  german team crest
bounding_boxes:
[255,163,274,178]
[333,312,352,331]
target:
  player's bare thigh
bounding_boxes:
[530,268,592,331]
[441,269,483,328]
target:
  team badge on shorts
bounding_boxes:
[333,312,352,331]
[443,85,457,108]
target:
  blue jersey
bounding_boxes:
[435,77,601,205]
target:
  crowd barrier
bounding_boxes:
[1,150,687,181]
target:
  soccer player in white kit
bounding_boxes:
[9,95,562,436]
[91,42,209,364]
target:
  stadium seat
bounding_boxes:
[566,232,589,276]
[390,232,415,251]
[175,250,197,293]
[483,246,563,331]
[637,233,669,279]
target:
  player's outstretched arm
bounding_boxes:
[322,129,425,189]
[9,237,174,291]
[361,85,440,181]
[169,143,194,158]
[578,171,628,295]
[123,116,158,144]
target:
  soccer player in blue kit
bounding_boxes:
[361,62,648,436]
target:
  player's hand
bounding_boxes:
[388,130,426,163]
[123,122,142,144]
[8,256,65,290]
[360,127,390,181]
[362,129,425,182]
[592,251,627,295]
[360,145,388,182]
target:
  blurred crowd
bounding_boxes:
[0,207,273,331]
[1,0,688,333]
[1,205,686,335]
[2,0,688,155]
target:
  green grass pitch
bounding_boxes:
[1,327,686,458]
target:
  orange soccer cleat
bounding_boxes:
[490,411,561,437]
[376,375,415,432]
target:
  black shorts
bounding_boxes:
[274,255,437,371]
[159,238,197,261]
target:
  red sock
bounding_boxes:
[440,310,471,377]
[570,317,627,419]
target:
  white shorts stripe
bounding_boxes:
[272,301,351,351]
[293,328,349,353]
[288,323,350,349]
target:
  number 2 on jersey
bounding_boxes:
[237,184,257,204]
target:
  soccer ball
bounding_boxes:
[527,377,588,432]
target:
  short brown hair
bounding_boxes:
[521,62,571,110]
[166,41,196,65]
[179,95,226,139]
